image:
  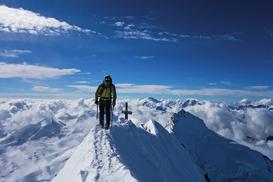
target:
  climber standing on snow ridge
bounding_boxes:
[95,75,117,129]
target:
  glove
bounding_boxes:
[95,100,99,105]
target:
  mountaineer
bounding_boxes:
[95,75,116,129]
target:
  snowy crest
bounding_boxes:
[171,109,273,182]
[54,121,205,182]
[0,98,273,181]
[143,119,159,135]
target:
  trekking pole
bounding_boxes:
[96,104,98,120]
[111,105,114,122]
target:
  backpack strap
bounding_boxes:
[98,84,104,95]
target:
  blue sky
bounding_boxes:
[0,0,272,101]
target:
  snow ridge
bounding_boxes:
[54,120,205,182]
[0,98,272,181]
[53,123,135,182]
[170,109,273,182]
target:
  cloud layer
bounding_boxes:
[183,99,273,158]
[32,86,62,93]
[135,56,154,60]
[0,49,32,58]
[0,5,92,35]
[0,62,80,79]
[69,83,273,97]
[109,17,238,43]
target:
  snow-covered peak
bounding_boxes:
[146,97,161,103]
[181,98,201,107]
[170,109,273,182]
[143,119,159,135]
[54,121,205,182]
[0,117,64,147]
[0,98,273,181]
[255,98,273,106]
[237,98,272,109]
[240,98,252,105]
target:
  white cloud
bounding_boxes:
[108,16,237,43]
[240,98,252,105]
[0,5,92,35]
[0,62,80,79]
[0,49,32,58]
[0,92,86,99]
[32,86,62,93]
[78,72,92,75]
[124,24,135,30]
[115,29,178,42]
[216,34,237,41]
[114,21,125,27]
[116,30,236,42]
[75,81,89,84]
[208,81,231,86]
[68,84,172,94]
[68,85,97,92]
[110,17,162,40]
[195,35,211,40]
[208,82,217,86]
[173,88,273,97]
[179,33,237,41]
[68,83,273,97]
[184,99,273,159]
[135,56,154,60]
[239,98,272,107]
[118,84,173,94]
[254,98,273,106]
[179,34,191,38]
[220,81,231,85]
[115,83,135,88]
[246,85,270,90]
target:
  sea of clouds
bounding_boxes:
[0,97,272,181]
[183,98,273,159]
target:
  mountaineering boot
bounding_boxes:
[105,121,110,129]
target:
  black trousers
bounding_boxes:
[99,100,111,127]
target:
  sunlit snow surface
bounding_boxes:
[53,120,204,182]
[170,110,273,182]
[0,98,272,181]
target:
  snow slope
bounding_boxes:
[169,109,273,182]
[182,98,273,159]
[53,124,136,182]
[53,120,205,182]
[0,99,97,182]
[0,98,272,181]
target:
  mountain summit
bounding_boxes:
[53,120,205,182]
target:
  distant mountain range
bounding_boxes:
[0,98,272,181]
